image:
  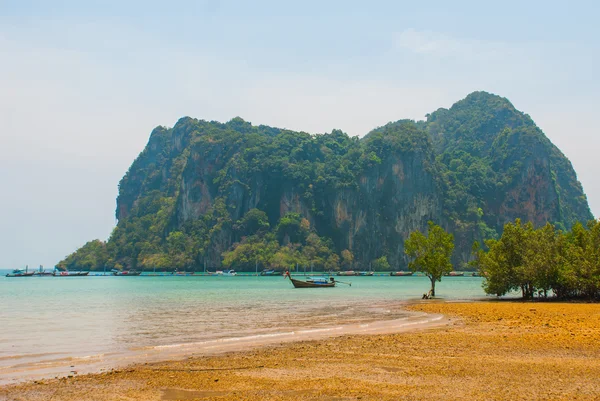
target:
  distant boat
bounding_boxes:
[173,270,195,276]
[356,271,374,276]
[337,271,355,276]
[54,270,90,277]
[219,270,237,276]
[445,271,465,277]
[33,265,53,277]
[260,269,282,276]
[112,270,141,276]
[390,271,413,276]
[6,268,34,277]
[33,271,53,277]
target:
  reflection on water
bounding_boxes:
[0,274,486,383]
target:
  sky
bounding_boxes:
[1,0,598,268]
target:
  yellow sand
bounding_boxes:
[2,301,599,400]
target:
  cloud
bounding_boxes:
[395,28,514,61]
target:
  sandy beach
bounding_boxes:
[2,301,599,400]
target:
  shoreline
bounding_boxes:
[3,300,600,400]
[0,299,450,387]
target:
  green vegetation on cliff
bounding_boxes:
[59,92,593,271]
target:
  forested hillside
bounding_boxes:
[58,92,593,271]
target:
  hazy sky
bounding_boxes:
[1,0,598,268]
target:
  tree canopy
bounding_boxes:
[474,219,600,300]
[404,222,455,296]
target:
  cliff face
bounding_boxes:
[166,122,443,267]
[63,92,593,270]
[422,92,592,263]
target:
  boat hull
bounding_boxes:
[445,272,465,277]
[54,271,90,277]
[260,270,282,276]
[289,277,335,288]
[113,271,141,276]
[390,271,413,276]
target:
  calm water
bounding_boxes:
[0,271,487,383]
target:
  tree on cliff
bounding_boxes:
[372,256,390,271]
[405,222,454,297]
[341,249,354,270]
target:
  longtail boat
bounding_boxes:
[284,271,336,288]
[260,269,282,276]
[390,271,413,276]
[53,271,90,277]
[112,270,141,276]
[445,271,465,277]
[6,268,34,277]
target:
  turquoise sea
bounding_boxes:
[0,271,488,384]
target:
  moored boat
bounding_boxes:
[337,271,355,276]
[33,271,53,276]
[112,270,141,276]
[445,271,465,277]
[54,270,90,277]
[218,269,237,276]
[260,269,282,276]
[285,272,336,288]
[6,268,35,277]
[356,271,374,276]
[173,269,195,276]
[33,265,53,276]
[390,271,413,276]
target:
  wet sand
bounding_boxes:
[1,301,600,400]
[0,308,445,386]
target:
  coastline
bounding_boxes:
[0,299,448,386]
[2,300,600,400]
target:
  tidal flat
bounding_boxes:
[1,301,599,400]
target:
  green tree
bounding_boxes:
[234,208,270,237]
[524,223,560,298]
[372,256,390,271]
[404,222,454,297]
[341,249,354,270]
[478,219,530,297]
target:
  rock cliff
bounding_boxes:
[59,92,593,271]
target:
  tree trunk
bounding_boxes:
[430,277,436,297]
